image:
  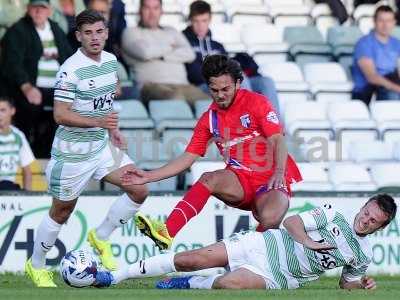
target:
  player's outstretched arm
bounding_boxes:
[339,275,376,290]
[54,101,118,129]
[121,152,199,185]
[283,215,336,251]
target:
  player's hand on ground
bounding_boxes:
[304,239,336,252]
[98,112,119,129]
[24,86,42,105]
[110,129,127,150]
[267,169,285,190]
[361,276,376,290]
[121,168,151,185]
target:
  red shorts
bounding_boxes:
[226,166,292,212]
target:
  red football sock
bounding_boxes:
[165,181,211,237]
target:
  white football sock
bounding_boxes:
[188,275,222,289]
[96,193,141,240]
[31,213,62,269]
[111,252,176,284]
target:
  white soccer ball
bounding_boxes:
[60,249,98,288]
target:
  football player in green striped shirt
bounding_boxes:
[25,10,149,287]
[95,194,396,290]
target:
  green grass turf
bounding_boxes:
[1,273,399,300]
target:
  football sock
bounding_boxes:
[111,252,176,284]
[96,193,141,240]
[189,275,222,289]
[165,181,211,237]
[31,213,62,268]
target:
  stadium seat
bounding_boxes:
[241,24,289,64]
[194,99,212,119]
[291,162,333,191]
[270,4,312,28]
[114,99,154,129]
[283,26,332,66]
[186,161,226,187]
[159,1,185,27]
[328,163,377,191]
[311,3,339,39]
[162,129,193,158]
[303,62,353,102]
[127,138,172,163]
[370,101,400,142]
[299,140,349,162]
[148,100,196,132]
[327,100,378,149]
[353,4,375,33]
[210,23,246,53]
[370,163,400,190]
[227,4,271,26]
[327,26,363,60]
[259,62,310,110]
[283,100,333,141]
[347,141,394,163]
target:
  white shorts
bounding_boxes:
[46,142,133,201]
[222,231,279,289]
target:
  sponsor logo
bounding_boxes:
[240,114,251,128]
[266,111,279,125]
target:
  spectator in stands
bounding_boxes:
[183,0,280,115]
[352,5,400,105]
[0,0,73,158]
[87,0,127,58]
[0,97,35,190]
[121,0,208,104]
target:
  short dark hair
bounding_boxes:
[367,193,397,228]
[374,5,395,21]
[140,0,162,7]
[202,54,243,84]
[189,0,211,19]
[0,96,15,107]
[76,9,106,31]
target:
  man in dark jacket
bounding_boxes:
[0,0,73,158]
[182,0,280,115]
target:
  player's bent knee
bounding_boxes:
[198,171,219,190]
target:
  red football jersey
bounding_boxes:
[186,89,302,183]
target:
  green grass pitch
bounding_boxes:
[1,273,399,300]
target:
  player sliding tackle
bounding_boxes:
[121,54,302,250]
[94,194,396,290]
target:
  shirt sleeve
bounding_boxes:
[341,262,369,282]
[254,96,283,138]
[354,38,373,61]
[19,132,35,168]
[298,204,337,231]
[185,112,213,157]
[54,67,78,103]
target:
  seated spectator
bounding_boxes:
[87,0,126,59]
[183,0,280,115]
[0,97,35,190]
[121,0,208,104]
[352,5,400,105]
[0,0,73,158]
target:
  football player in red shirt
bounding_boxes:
[121,54,302,250]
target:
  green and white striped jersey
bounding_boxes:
[0,126,35,182]
[52,49,118,162]
[263,205,371,289]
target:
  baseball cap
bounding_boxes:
[29,0,50,7]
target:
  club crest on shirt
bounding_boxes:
[267,111,279,124]
[240,114,251,128]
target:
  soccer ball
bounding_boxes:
[60,249,98,288]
